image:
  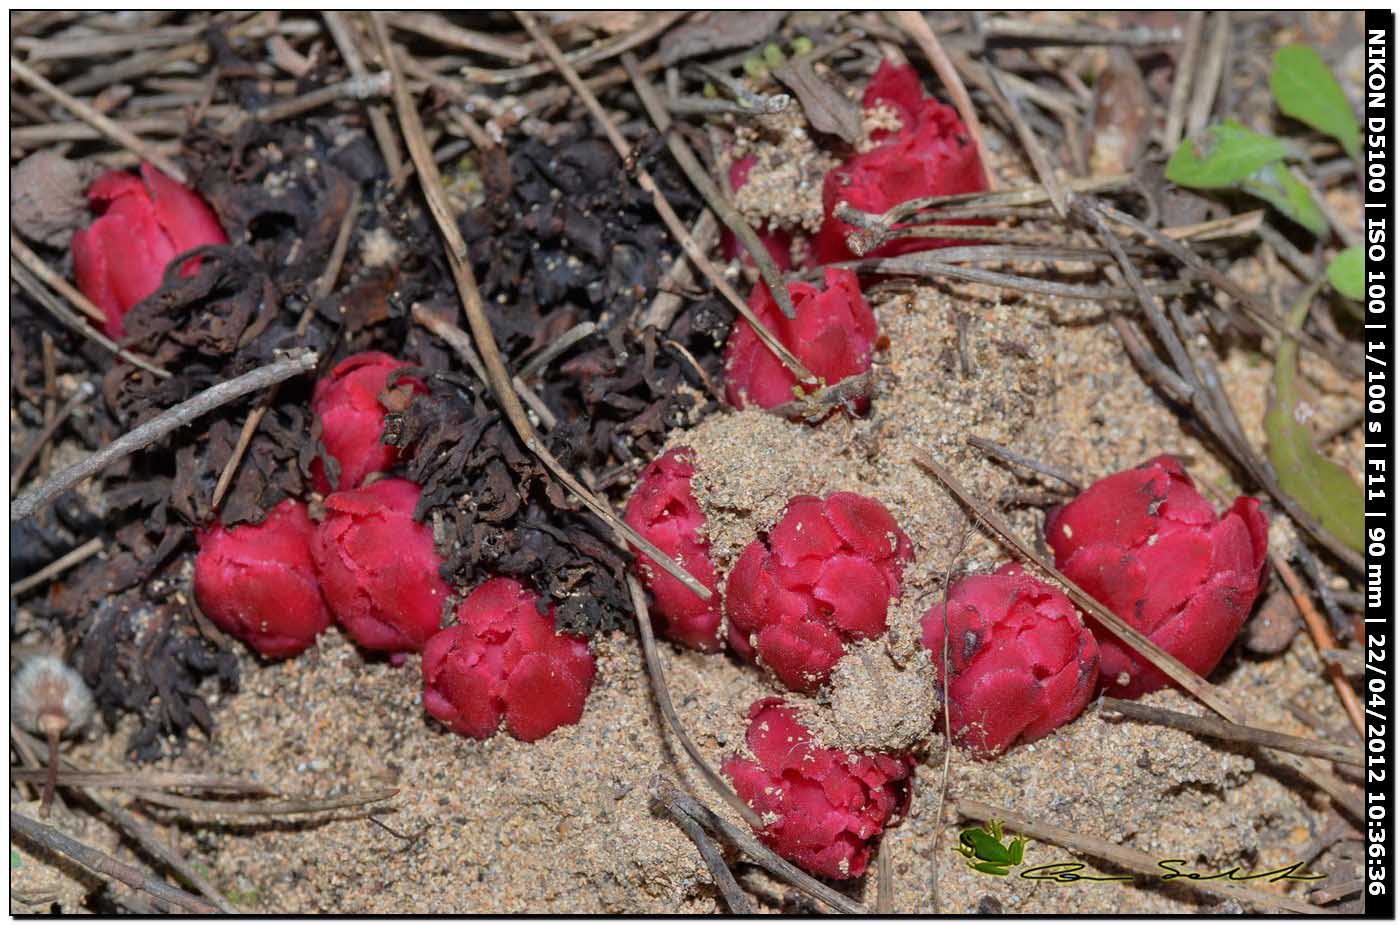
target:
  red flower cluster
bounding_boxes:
[724,698,913,879]
[422,578,596,742]
[311,352,426,494]
[72,163,228,338]
[723,269,877,411]
[193,499,331,658]
[920,563,1099,756]
[1046,455,1269,698]
[815,62,987,265]
[720,156,795,271]
[726,492,913,692]
[311,478,452,654]
[622,448,723,652]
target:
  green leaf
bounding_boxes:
[1327,245,1364,300]
[1271,44,1361,159]
[1264,282,1364,553]
[1165,120,1290,189]
[1238,161,1328,236]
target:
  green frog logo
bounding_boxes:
[955,820,1028,876]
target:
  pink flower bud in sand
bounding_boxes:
[311,478,451,654]
[921,562,1098,756]
[1045,455,1269,698]
[193,499,331,658]
[726,492,913,692]
[623,448,723,652]
[724,698,913,879]
[422,578,596,742]
[310,351,427,494]
[723,269,877,413]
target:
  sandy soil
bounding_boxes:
[15,274,1360,914]
[10,11,1366,914]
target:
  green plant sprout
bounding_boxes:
[1166,42,1359,236]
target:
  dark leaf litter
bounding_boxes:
[11,76,731,758]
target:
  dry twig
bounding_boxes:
[626,576,760,829]
[11,350,319,520]
[369,13,709,599]
[1100,698,1362,766]
[653,789,754,914]
[1275,554,1367,737]
[622,52,798,322]
[10,56,188,181]
[132,787,398,817]
[10,809,218,914]
[10,537,104,597]
[11,381,96,493]
[650,776,867,915]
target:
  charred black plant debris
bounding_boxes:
[11,40,730,756]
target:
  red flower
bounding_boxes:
[71,163,228,338]
[622,448,723,652]
[310,478,451,654]
[720,156,794,271]
[310,352,427,494]
[815,62,986,265]
[193,499,331,658]
[723,268,877,411]
[1045,455,1270,698]
[422,578,596,742]
[723,698,913,879]
[726,492,913,692]
[920,563,1099,756]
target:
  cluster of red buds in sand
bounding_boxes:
[916,457,1269,755]
[816,62,987,263]
[624,450,918,876]
[68,165,599,742]
[177,329,594,743]
[193,361,598,741]
[621,440,1268,875]
[720,64,988,420]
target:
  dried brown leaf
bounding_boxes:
[772,58,862,143]
[659,11,786,65]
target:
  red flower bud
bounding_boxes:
[622,448,723,651]
[71,163,228,338]
[723,269,877,411]
[310,352,427,494]
[920,563,1099,756]
[193,499,331,658]
[719,156,795,271]
[726,493,913,692]
[815,63,986,265]
[310,478,451,654]
[1045,455,1269,698]
[422,578,596,742]
[723,698,913,879]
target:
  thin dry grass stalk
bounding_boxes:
[516,12,815,389]
[366,12,710,600]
